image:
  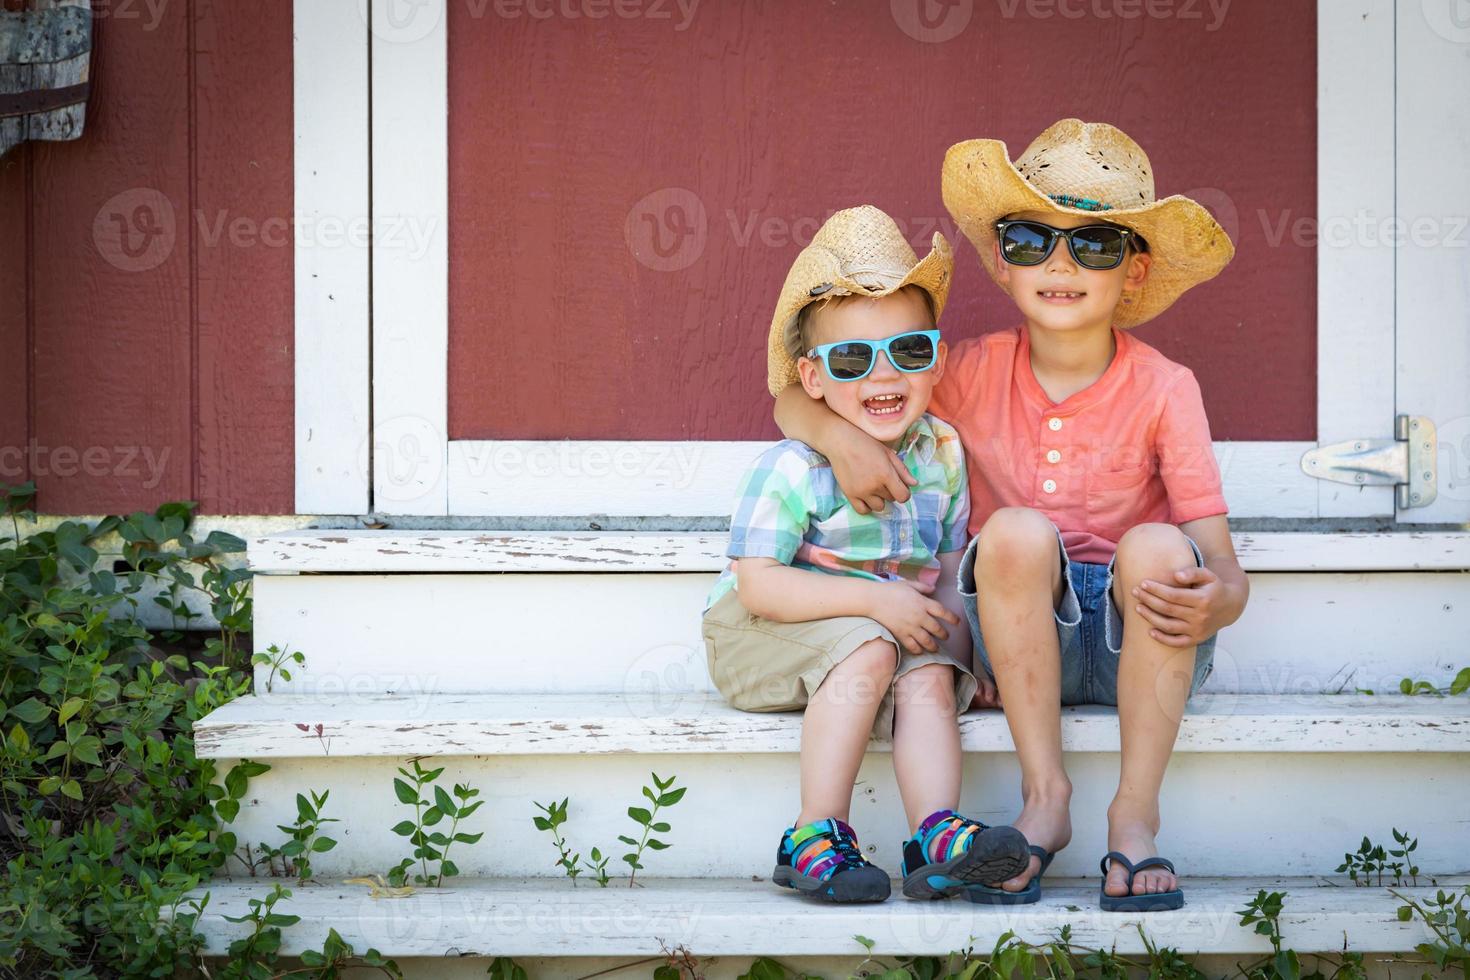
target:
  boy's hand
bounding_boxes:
[870,580,960,655]
[831,426,918,515]
[1130,565,1226,647]
[970,675,1002,710]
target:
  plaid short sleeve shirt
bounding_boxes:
[705,413,971,611]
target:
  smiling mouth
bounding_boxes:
[862,393,906,417]
[1038,290,1086,300]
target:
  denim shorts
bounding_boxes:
[956,522,1216,706]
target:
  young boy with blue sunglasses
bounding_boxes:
[770,121,1248,912]
[701,205,1029,903]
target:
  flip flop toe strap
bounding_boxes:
[1100,852,1177,890]
[1099,850,1135,877]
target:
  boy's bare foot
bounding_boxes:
[1104,810,1178,896]
[989,779,1072,891]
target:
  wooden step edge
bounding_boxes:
[192,692,1470,759]
[246,529,1470,574]
[170,874,1465,958]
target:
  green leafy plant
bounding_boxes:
[1398,667,1470,698]
[1235,890,1366,980]
[1337,828,1419,887]
[618,771,686,888]
[534,774,687,889]
[1392,885,1470,980]
[260,789,339,884]
[0,483,262,976]
[297,926,406,978]
[533,797,584,885]
[388,760,484,887]
[487,955,531,980]
[251,642,305,693]
[220,883,300,975]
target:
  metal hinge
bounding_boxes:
[1300,415,1438,509]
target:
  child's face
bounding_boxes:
[795,288,945,449]
[994,210,1151,334]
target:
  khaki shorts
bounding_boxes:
[700,588,978,742]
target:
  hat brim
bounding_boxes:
[765,231,953,397]
[941,139,1234,328]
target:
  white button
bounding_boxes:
[1046,449,1062,464]
[1047,417,1063,431]
[1042,479,1057,494]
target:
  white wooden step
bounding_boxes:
[247,530,1470,573]
[177,875,1466,958]
[249,571,1470,697]
[205,694,1470,880]
[194,693,1470,759]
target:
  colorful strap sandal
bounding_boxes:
[965,844,1056,905]
[899,808,1030,900]
[1098,850,1185,912]
[772,818,891,903]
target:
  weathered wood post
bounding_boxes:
[0,0,92,159]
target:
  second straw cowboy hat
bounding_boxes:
[766,206,953,397]
[941,118,1235,328]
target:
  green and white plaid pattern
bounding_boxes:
[706,414,970,611]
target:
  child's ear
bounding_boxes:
[931,338,948,382]
[796,356,825,400]
[992,239,1011,287]
[1123,250,1152,292]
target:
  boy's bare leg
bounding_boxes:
[892,663,961,833]
[1105,523,1197,897]
[795,638,898,826]
[973,507,1074,891]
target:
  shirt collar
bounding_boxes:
[894,414,938,465]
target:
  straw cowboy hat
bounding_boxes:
[941,118,1235,328]
[765,205,953,397]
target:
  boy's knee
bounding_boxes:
[893,663,956,708]
[1113,523,1193,578]
[976,507,1056,571]
[842,637,900,680]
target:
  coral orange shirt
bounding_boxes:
[928,325,1228,565]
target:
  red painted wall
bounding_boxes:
[447,0,1316,442]
[0,0,294,515]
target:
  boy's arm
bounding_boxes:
[773,382,917,514]
[1132,514,1249,647]
[735,557,960,654]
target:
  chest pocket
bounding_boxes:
[1086,460,1155,542]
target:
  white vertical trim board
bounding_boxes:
[293,0,371,514]
[370,0,450,515]
[1315,0,1397,519]
[1394,0,1470,523]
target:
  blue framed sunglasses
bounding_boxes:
[806,329,941,382]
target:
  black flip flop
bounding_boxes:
[965,844,1055,905]
[1098,850,1184,911]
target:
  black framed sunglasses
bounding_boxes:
[995,219,1135,270]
